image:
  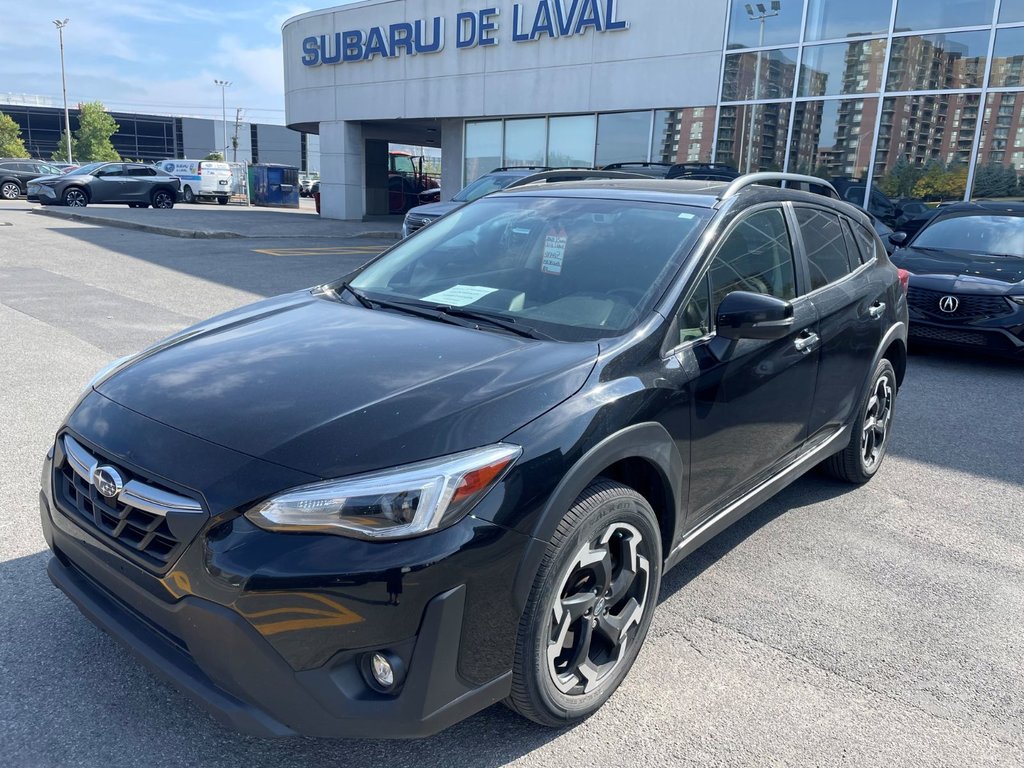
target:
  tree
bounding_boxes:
[51,129,75,162]
[203,152,225,161]
[0,112,29,158]
[72,102,120,162]
[913,160,967,201]
[878,157,923,199]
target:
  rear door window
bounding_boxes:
[795,208,854,290]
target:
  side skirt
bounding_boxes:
[665,424,851,571]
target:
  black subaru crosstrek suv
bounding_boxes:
[40,173,908,738]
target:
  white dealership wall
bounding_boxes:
[283,0,728,219]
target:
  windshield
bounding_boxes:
[912,213,1024,257]
[452,174,523,203]
[64,162,107,177]
[347,195,710,341]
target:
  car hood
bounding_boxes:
[892,247,1024,287]
[407,201,463,218]
[29,174,63,184]
[96,291,598,479]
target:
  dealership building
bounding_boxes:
[283,0,1024,220]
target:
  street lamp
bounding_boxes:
[743,1,781,173]
[53,18,72,163]
[214,79,231,159]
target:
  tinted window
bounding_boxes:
[95,165,124,177]
[710,208,798,313]
[851,222,881,264]
[127,166,157,176]
[913,214,1024,257]
[595,112,653,167]
[350,197,710,341]
[796,208,854,289]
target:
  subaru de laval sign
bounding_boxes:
[301,0,629,66]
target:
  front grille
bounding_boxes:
[55,435,206,572]
[404,214,436,234]
[909,324,1006,348]
[907,286,1012,320]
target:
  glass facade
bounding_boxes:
[462,1,1024,212]
[716,0,1024,214]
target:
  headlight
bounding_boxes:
[1009,295,1024,306]
[245,443,522,539]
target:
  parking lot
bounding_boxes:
[1,202,1022,767]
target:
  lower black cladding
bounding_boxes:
[46,533,512,739]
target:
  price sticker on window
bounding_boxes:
[542,229,568,275]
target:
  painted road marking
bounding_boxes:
[252,246,387,257]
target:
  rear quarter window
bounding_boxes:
[795,207,854,290]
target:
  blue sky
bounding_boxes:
[0,1,363,124]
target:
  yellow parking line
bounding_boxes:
[252,246,387,257]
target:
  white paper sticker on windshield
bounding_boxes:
[422,284,499,306]
[542,230,568,275]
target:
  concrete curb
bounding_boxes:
[30,208,244,239]
[29,207,403,241]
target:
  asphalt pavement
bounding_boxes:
[1,202,1022,767]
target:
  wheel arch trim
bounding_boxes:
[510,422,684,610]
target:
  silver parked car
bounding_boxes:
[29,162,180,209]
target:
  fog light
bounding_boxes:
[370,652,395,689]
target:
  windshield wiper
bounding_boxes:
[435,306,553,340]
[338,282,375,309]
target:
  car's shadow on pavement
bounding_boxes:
[657,473,854,604]
[3,549,577,768]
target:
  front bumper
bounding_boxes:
[40,408,532,738]
[28,184,57,202]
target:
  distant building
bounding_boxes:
[0,100,319,171]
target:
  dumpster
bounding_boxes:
[249,163,300,208]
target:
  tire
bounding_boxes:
[182,186,195,204]
[152,189,174,209]
[506,480,662,727]
[1,181,21,200]
[217,196,228,205]
[823,358,897,484]
[62,187,87,207]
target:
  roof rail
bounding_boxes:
[718,173,839,201]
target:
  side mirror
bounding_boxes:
[888,232,908,246]
[715,291,794,341]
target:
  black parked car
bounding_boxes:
[889,201,1024,357]
[0,158,65,199]
[29,162,179,208]
[41,173,907,738]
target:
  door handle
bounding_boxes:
[794,332,819,353]
[868,301,886,319]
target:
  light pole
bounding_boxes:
[743,1,780,173]
[53,18,72,163]
[214,79,231,159]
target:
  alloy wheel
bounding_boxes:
[547,522,651,696]
[64,189,86,207]
[1,182,21,199]
[153,191,173,209]
[861,371,894,471]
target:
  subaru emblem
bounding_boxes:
[92,466,124,499]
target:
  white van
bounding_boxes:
[157,160,234,204]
